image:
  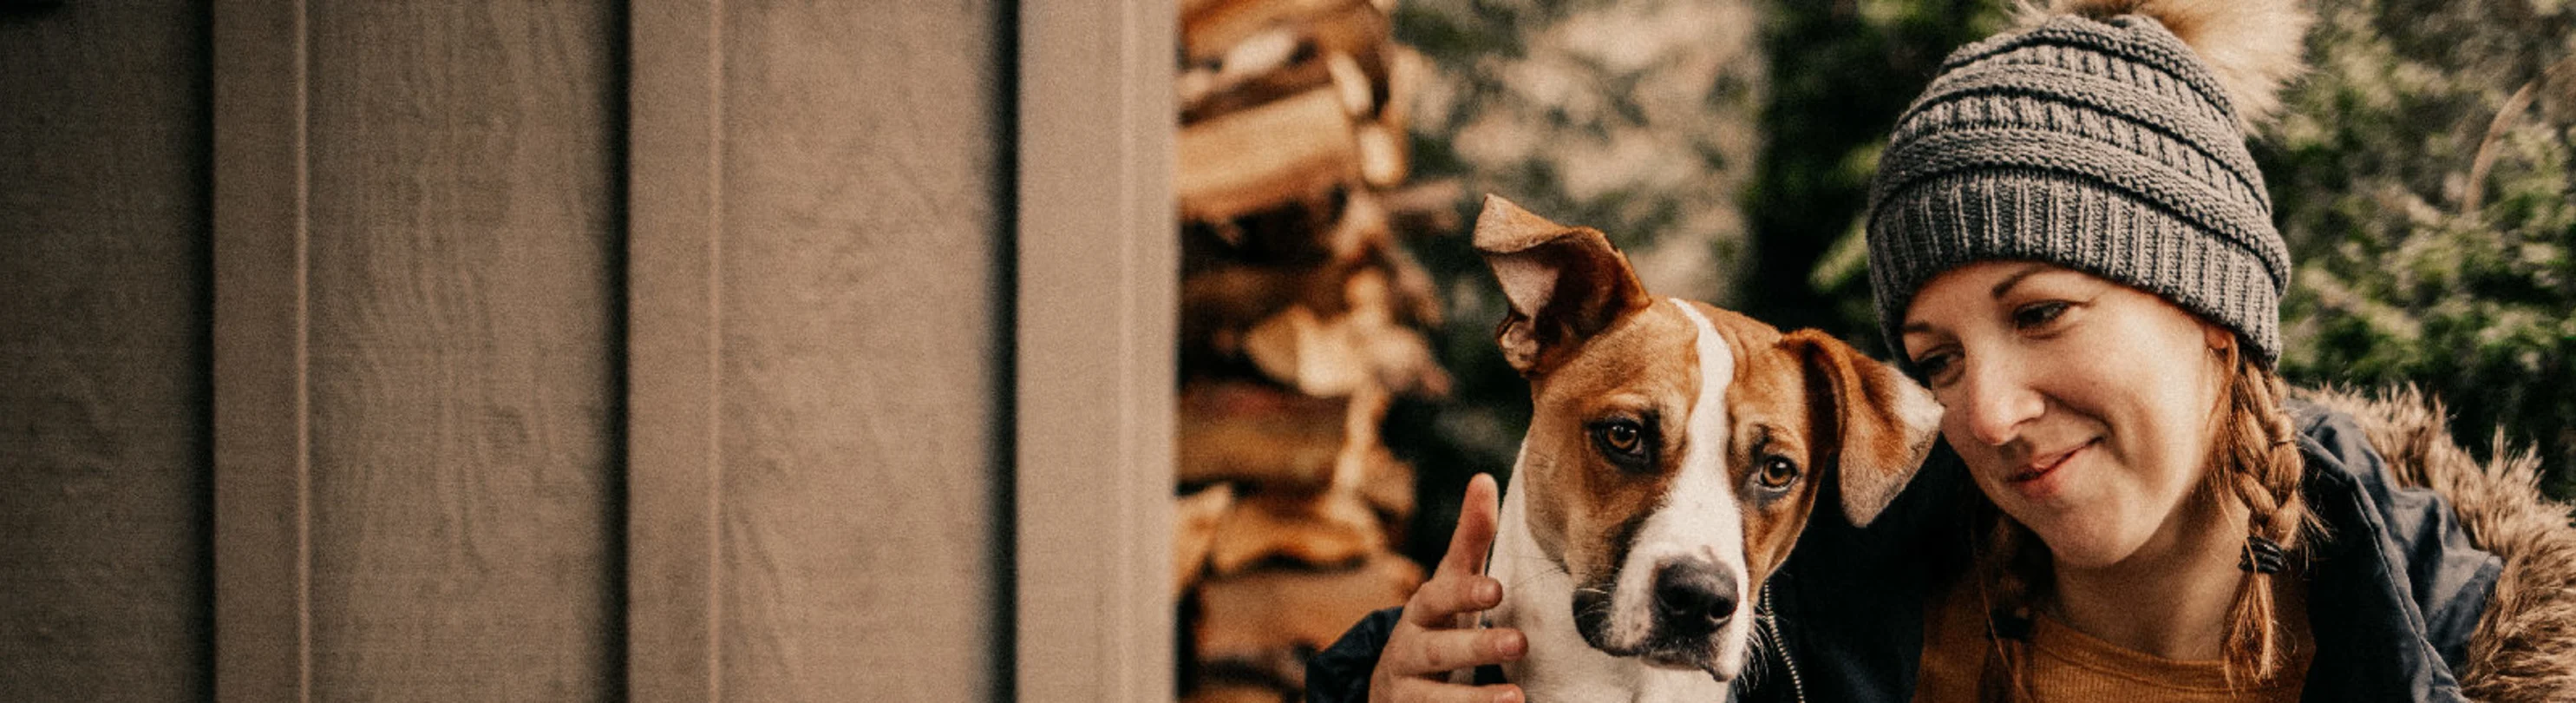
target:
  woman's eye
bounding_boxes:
[1758,456,1800,489]
[1910,352,1955,383]
[2011,300,2071,330]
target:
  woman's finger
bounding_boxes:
[1438,473,1502,578]
[1404,569,1501,627]
[1386,625,1527,677]
[1408,474,1505,628]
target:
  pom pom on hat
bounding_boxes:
[2016,0,2314,128]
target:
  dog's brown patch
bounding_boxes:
[1519,301,1700,584]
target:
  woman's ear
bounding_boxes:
[2204,322,2236,353]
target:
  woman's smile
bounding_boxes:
[2004,437,2098,501]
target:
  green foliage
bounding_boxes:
[2264,0,2576,495]
[1741,0,2008,349]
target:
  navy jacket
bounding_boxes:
[1308,403,2502,702]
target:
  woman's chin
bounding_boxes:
[2024,523,2148,570]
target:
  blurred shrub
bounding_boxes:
[2263,0,2576,496]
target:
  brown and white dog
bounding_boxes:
[1470,195,1942,701]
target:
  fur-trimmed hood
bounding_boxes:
[2298,386,2576,703]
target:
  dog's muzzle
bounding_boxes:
[1572,557,1742,680]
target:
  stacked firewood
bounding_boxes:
[1172,0,1455,700]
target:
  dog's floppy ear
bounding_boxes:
[1474,194,1651,376]
[1782,329,1942,527]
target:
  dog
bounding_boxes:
[1469,195,1942,701]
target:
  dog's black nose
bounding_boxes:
[1651,560,1738,637]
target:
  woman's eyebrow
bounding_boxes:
[1899,263,2059,335]
[1989,263,2054,299]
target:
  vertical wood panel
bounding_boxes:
[628,0,725,700]
[212,0,315,700]
[297,2,621,699]
[1016,0,1178,699]
[0,2,213,700]
[715,0,1009,699]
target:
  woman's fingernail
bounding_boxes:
[1495,630,1526,658]
[1475,579,1500,604]
[1495,688,1523,703]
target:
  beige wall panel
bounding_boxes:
[0,2,213,700]
[298,2,620,699]
[716,0,1006,699]
[1013,0,1177,698]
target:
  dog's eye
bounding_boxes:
[1602,422,1641,454]
[1590,418,1651,467]
[1758,456,1800,489]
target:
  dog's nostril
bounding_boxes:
[1651,561,1738,634]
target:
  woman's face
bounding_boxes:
[1899,262,2231,568]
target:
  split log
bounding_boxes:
[1377,178,1467,234]
[1177,382,1349,488]
[1373,232,1444,326]
[1326,52,1375,118]
[1357,445,1415,523]
[1207,489,1387,575]
[1324,385,1390,492]
[1181,30,1336,125]
[1194,554,1425,671]
[1239,270,1451,397]
[1179,88,1361,224]
[1356,122,1408,188]
[1176,483,1240,596]
[1322,188,1393,263]
[1381,46,1425,128]
[1182,58,1337,126]
[1183,0,1372,64]
[1290,2,1396,78]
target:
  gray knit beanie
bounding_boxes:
[1866,10,2293,369]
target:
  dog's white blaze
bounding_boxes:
[1603,299,1755,673]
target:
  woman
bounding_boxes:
[1308,1,2576,700]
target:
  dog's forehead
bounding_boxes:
[1539,299,1783,413]
[1671,299,1782,365]
[1538,302,1697,402]
[1670,300,1809,431]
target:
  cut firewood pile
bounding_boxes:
[1174,0,1457,700]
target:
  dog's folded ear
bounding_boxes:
[1782,329,1944,527]
[1474,194,1652,376]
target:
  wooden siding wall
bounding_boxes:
[0,0,1170,700]
[0,2,214,700]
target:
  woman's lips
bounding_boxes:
[2006,439,2095,497]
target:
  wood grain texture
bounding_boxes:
[212,0,311,699]
[2,2,213,700]
[627,0,724,700]
[1017,0,1179,699]
[297,2,621,699]
[715,0,1008,699]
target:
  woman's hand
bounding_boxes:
[1369,473,1527,703]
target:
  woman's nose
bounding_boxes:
[1957,357,2043,447]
